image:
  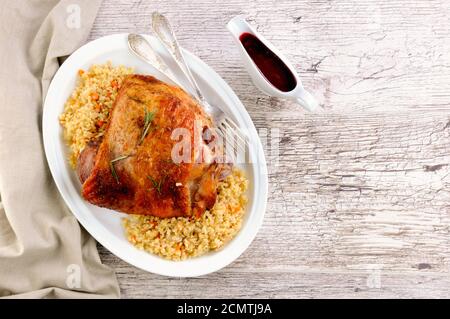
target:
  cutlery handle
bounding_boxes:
[127,34,179,85]
[152,12,205,103]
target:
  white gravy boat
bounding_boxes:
[227,16,318,112]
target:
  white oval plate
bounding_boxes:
[43,34,268,277]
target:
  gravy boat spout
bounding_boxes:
[227,16,318,112]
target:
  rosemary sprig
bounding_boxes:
[147,174,166,195]
[138,109,155,145]
[109,155,130,183]
[111,155,130,163]
[109,162,119,183]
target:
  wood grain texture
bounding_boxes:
[89,0,450,298]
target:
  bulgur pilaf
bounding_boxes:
[60,62,248,261]
[59,62,133,167]
[123,169,248,260]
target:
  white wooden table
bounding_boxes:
[90,0,450,298]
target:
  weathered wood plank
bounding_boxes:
[92,0,450,298]
[99,245,450,298]
[91,0,450,114]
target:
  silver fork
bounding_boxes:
[151,12,248,157]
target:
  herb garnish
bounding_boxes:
[138,109,155,145]
[109,155,130,183]
[147,174,166,195]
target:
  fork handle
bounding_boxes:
[151,12,206,103]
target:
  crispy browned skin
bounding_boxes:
[80,75,223,218]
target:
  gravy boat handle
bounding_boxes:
[295,88,318,112]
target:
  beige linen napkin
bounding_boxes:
[0,0,120,298]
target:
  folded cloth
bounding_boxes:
[0,0,120,298]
